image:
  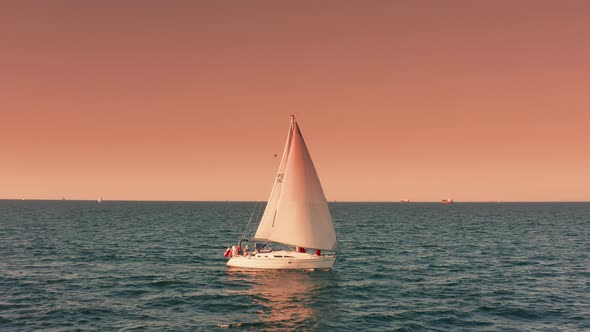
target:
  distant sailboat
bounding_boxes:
[225,115,338,270]
[98,196,102,203]
[442,198,454,204]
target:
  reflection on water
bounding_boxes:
[224,270,338,330]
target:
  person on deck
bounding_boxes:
[315,249,321,256]
[296,246,306,253]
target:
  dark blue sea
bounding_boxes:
[1,201,589,331]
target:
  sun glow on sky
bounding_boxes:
[1,1,589,201]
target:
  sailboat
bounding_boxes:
[225,115,338,270]
[98,195,102,203]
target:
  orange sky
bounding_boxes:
[1,1,589,201]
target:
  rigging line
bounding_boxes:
[253,201,264,227]
[247,201,263,239]
[251,201,263,233]
[238,201,260,244]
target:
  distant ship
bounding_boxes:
[98,196,103,203]
[400,199,410,203]
[442,198,454,204]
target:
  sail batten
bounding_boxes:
[253,116,338,251]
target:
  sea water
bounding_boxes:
[1,201,589,331]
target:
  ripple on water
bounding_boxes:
[1,201,590,331]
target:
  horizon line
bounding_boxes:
[1,198,589,203]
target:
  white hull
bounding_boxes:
[226,250,336,270]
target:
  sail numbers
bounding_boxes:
[276,173,284,183]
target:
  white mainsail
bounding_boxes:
[253,116,337,251]
[253,120,294,240]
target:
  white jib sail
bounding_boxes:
[253,116,338,251]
